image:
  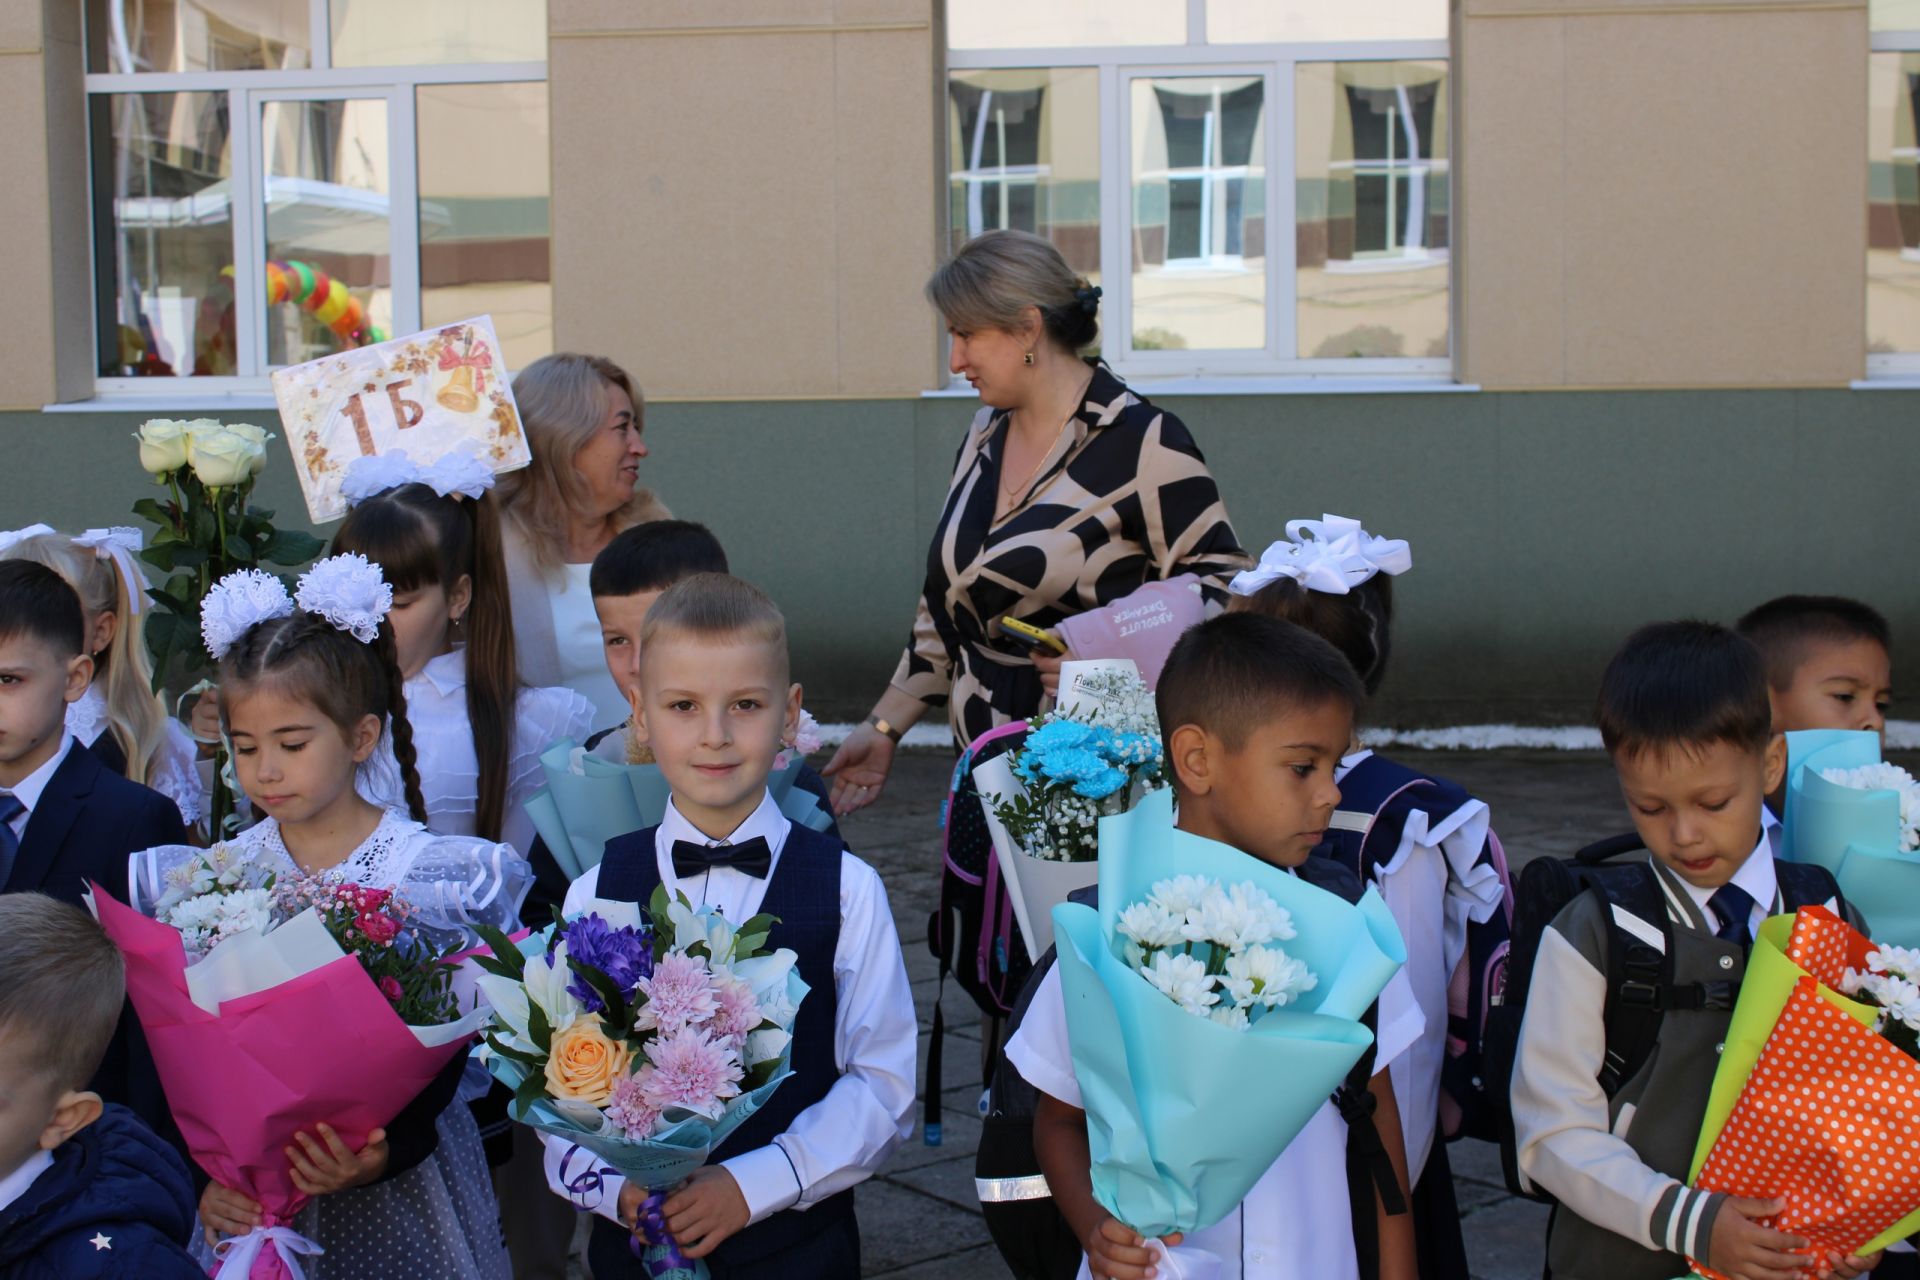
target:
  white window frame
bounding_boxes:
[82,4,543,400]
[1868,29,1920,379]
[948,4,1450,384]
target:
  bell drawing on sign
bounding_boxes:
[436,365,480,413]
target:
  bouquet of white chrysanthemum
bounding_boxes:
[151,843,278,959]
[1116,875,1318,1032]
[1842,942,1920,1060]
[1821,762,1920,853]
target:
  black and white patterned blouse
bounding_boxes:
[892,363,1248,746]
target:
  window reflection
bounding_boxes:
[92,92,236,377]
[947,69,1100,281]
[1129,76,1268,352]
[330,0,547,67]
[1869,53,1920,355]
[1207,0,1446,44]
[948,0,1185,50]
[1295,61,1449,360]
[87,1,311,74]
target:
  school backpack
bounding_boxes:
[1313,754,1515,1144]
[1480,831,1844,1201]
[923,721,1034,1143]
[975,864,1407,1280]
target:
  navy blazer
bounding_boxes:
[4,740,187,905]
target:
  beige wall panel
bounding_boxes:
[1455,16,1568,386]
[1559,10,1864,385]
[835,0,932,23]
[551,0,838,34]
[833,28,940,394]
[551,33,843,397]
[0,0,39,49]
[0,50,51,407]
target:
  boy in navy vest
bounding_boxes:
[0,893,200,1278]
[543,572,916,1278]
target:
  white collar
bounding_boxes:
[416,648,468,699]
[64,685,110,747]
[1675,826,1779,925]
[4,735,75,815]
[0,1149,54,1215]
[659,790,790,856]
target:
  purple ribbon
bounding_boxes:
[556,1145,694,1277]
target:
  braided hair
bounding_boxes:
[218,609,428,823]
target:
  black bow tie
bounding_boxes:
[671,836,773,879]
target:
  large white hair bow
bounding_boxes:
[296,553,393,644]
[339,443,495,506]
[0,523,55,553]
[200,569,294,660]
[74,527,152,619]
[1229,514,1412,597]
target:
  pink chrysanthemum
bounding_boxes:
[639,1028,743,1120]
[606,1067,664,1139]
[634,951,719,1036]
[709,972,763,1051]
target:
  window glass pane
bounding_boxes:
[1874,1,1920,32]
[262,98,391,366]
[418,82,552,369]
[1869,52,1920,354]
[948,0,1185,50]
[329,0,547,66]
[1129,75,1267,352]
[87,0,311,74]
[92,92,235,377]
[947,69,1100,286]
[1208,0,1446,44]
[1294,61,1449,360]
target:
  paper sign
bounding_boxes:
[270,315,530,522]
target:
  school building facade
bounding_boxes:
[8,0,1917,723]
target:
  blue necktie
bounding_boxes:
[1709,883,1756,947]
[0,793,22,890]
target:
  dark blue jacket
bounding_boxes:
[3,741,187,905]
[0,1105,202,1279]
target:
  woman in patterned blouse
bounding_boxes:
[824,231,1248,815]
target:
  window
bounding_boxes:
[85,0,549,392]
[1870,13,1920,369]
[947,0,1449,380]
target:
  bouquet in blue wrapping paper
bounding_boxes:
[1782,729,1920,947]
[523,711,833,881]
[472,889,808,1280]
[1051,788,1405,1273]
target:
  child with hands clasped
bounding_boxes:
[1009,613,1424,1280]
[544,573,915,1279]
[1511,622,1878,1280]
[128,555,531,1279]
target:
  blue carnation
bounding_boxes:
[1073,766,1129,799]
[1027,719,1094,754]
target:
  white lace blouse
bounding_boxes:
[128,809,532,952]
[356,649,595,856]
[66,684,207,831]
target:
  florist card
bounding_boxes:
[270,316,528,522]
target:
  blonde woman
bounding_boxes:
[0,526,206,831]
[823,230,1248,815]
[497,353,669,726]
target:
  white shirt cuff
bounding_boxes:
[721,1142,804,1222]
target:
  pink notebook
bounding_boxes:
[1054,575,1210,690]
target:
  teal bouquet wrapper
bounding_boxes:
[1051,788,1407,1240]
[1781,729,1920,947]
[522,739,835,881]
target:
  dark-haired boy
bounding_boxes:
[1009,613,1423,1280]
[0,893,201,1278]
[1737,594,1893,741]
[1512,621,1876,1280]
[547,573,915,1278]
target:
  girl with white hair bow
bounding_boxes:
[0,525,207,831]
[1229,514,1508,1280]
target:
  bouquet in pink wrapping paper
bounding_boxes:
[87,867,488,1280]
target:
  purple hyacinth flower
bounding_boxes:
[557,912,654,1014]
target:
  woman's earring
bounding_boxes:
[1023,351,1035,366]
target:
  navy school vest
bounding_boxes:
[587,819,858,1278]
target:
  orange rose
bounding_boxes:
[544,1018,632,1106]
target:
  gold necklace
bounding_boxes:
[999,415,1069,501]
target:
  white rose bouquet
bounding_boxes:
[130,419,325,831]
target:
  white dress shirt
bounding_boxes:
[544,790,917,1225]
[0,1149,53,1215]
[1007,938,1424,1280]
[1672,826,1779,941]
[4,734,75,840]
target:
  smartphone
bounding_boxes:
[999,616,1067,654]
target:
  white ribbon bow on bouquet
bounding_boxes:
[211,1223,324,1279]
[1229,514,1412,598]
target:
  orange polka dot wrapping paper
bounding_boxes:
[1687,907,1920,1277]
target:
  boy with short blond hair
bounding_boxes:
[1513,621,1876,1280]
[544,573,915,1278]
[0,893,200,1278]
